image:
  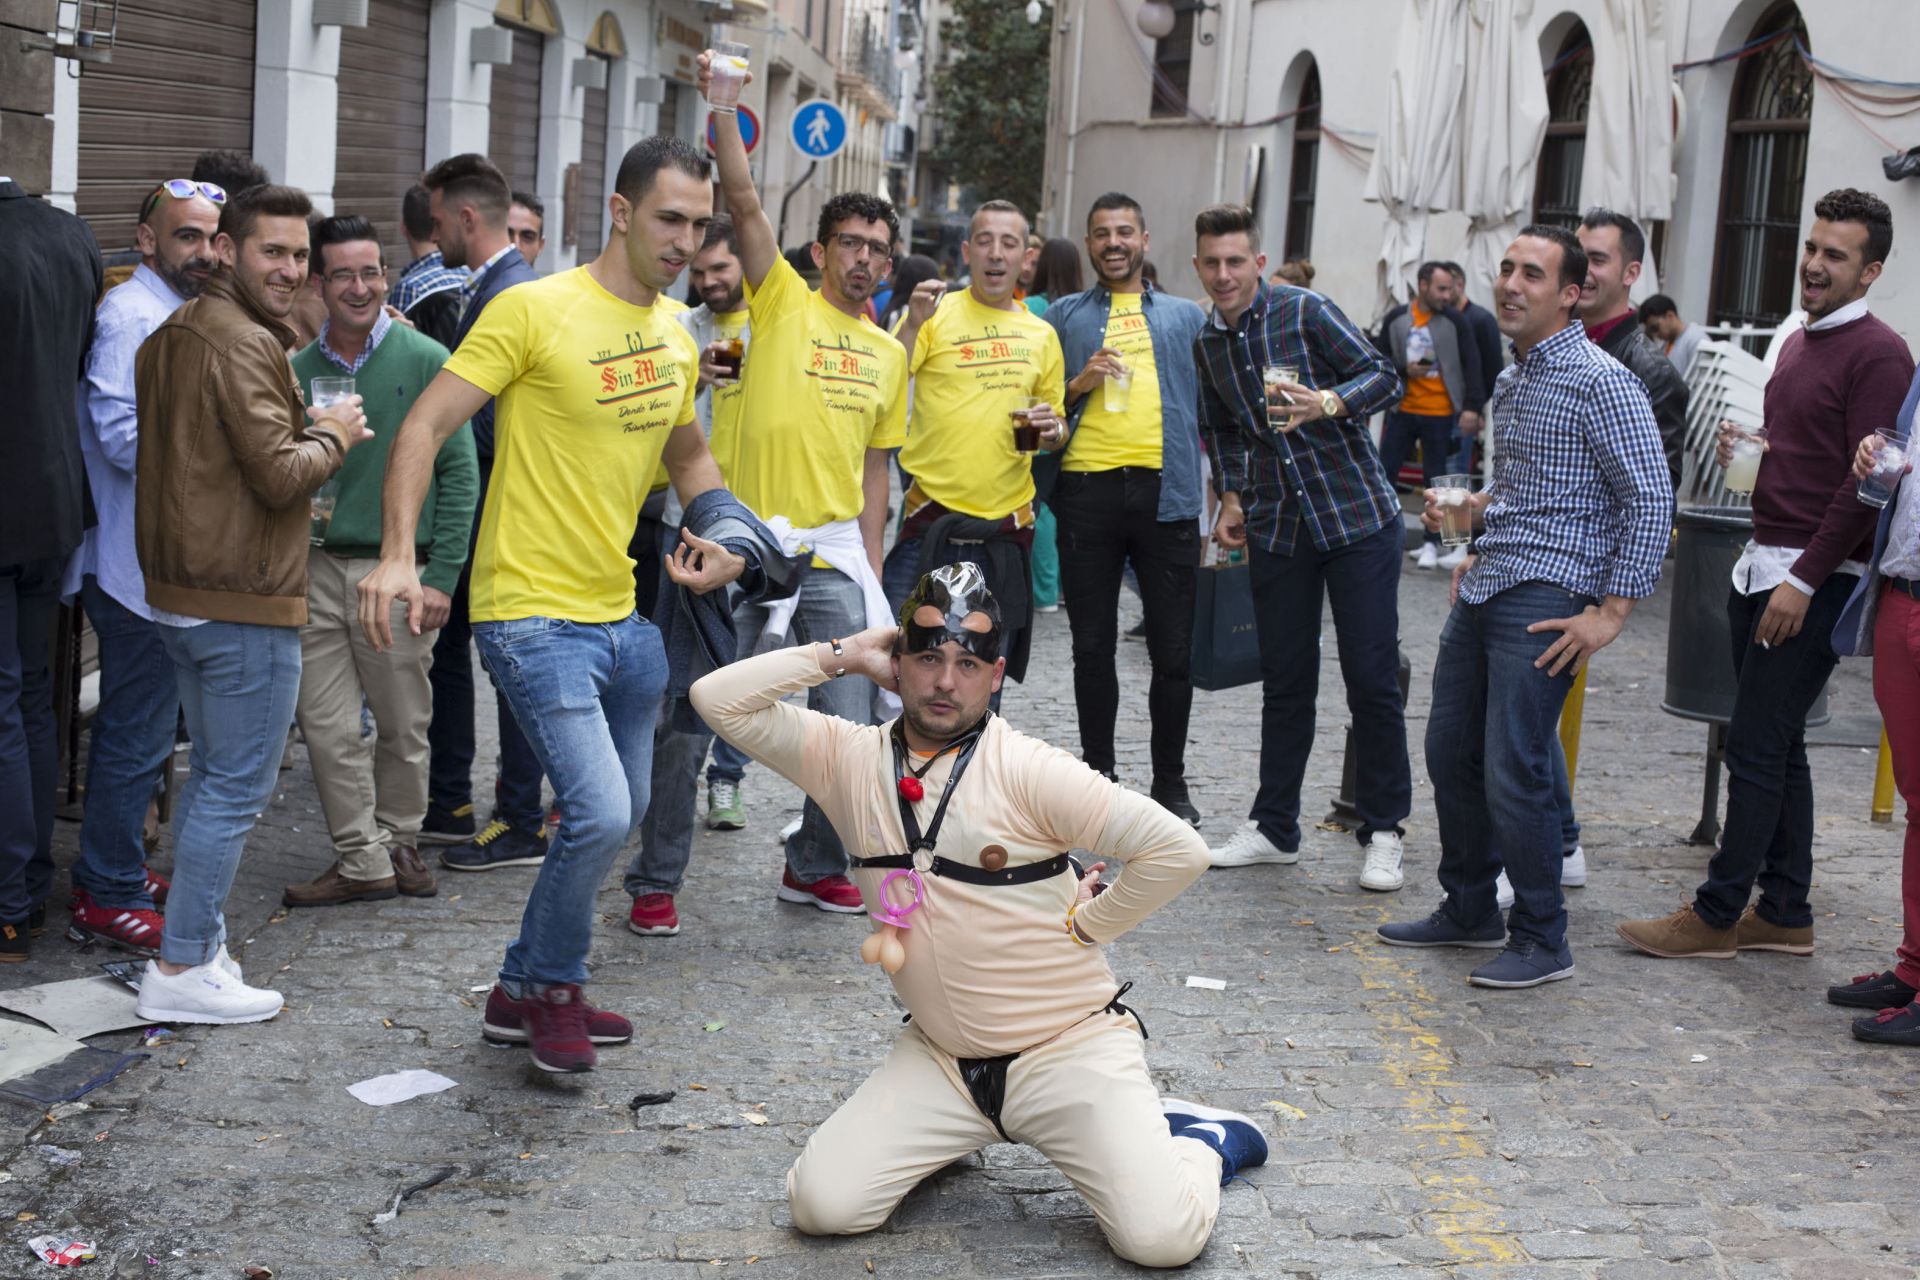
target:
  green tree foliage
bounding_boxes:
[930,0,1051,217]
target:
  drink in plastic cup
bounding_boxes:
[709,42,749,112]
[311,475,339,546]
[1433,473,1473,547]
[1264,364,1299,431]
[1102,361,1133,413]
[1010,397,1048,452]
[712,337,744,379]
[1857,428,1908,509]
[310,376,355,409]
[1723,424,1766,497]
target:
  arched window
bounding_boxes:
[1710,4,1811,329]
[1532,25,1592,230]
[1284,63,1320,262]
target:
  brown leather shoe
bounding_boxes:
[1617,903,1736,959]
[1734,905,1813,955]
[390,845,438,898]
[282,862,399,908]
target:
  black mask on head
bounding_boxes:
[897,563,1003,661]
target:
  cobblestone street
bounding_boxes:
[4,557,1916,1279]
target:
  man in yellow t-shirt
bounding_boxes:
[882,199,1065,686]
[1039,193,1208,829]
[356,136,744,1075]
[706,54,907,914]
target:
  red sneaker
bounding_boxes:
[777,868,867,914]
[521,984,598,1073]
[481,984,631,1047]
[144,866,171,908]
[627,893,680,936]
[66,890,164,957]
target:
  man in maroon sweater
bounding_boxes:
[1621,189,1914,961]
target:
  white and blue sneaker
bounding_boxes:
[1160,1098,1269,1184]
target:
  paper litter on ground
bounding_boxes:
[1185,976,1227,990]
[0,1021,88,1088]
[0,976,147,1040]
[347,1069,458,1106]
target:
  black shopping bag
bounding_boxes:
[1190,557,1262,691]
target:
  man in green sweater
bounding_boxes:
[284,215,480,908]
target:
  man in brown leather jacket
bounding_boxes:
[132,183,371,1026]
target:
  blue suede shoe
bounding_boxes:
[1377,906,1506,949]
[1469,941,1575,988]
[1161,1098,1269,1183]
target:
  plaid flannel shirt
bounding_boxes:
[1195,282,1404,554]
[1461,322,1673,605]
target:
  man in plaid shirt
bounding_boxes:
[1189,204,1410,892]
[1379,224,1671,989]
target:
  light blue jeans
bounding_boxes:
[158,619,302,966]
[473,612,667,988]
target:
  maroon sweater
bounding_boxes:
[1753,311,1915,587]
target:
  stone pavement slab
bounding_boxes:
[2,565,1916,1278]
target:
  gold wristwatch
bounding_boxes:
[1318,389,1342,420]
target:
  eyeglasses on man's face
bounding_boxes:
[322,266,387,288]
[827,232,892,261]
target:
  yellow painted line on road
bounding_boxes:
[1353,916,1527,1264]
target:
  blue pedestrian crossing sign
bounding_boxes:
[790,98,848,161]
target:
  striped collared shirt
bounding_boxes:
[317,307,393,376]
[390,248,467,315]
[1462,322,1672,605]
[1195,281,1405,554]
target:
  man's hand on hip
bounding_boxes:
[1527,602,1627,676]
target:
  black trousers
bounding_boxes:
[1051,467,1198,780]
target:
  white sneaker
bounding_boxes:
[1358,831,1405,891]
[1495,847,1588,909]
[1437,544,1469,570]
[1414,543,1440,570]
[1561,845,1588,886]
[215,945,242,981]
[135,959,283,1025]
[1208,820,1299,868]
[776,815,803,844]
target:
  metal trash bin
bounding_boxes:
[1662,506,1829,845]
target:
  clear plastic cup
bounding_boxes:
[1102,362,1133,414]
[1723,424,1766,497]
[1433,473,1474,547]
[1857,428,1908,509]
[311,475,338,546]
[708,42,749,112]
[310,376,355,408]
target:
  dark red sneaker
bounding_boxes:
[66,890,165,957]
[777,868,867,914]
[521,984,598,1073]
[627,893,680,936]
[144,866,171,908]
[482,984,631,1048]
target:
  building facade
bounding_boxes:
[27,0,910,274]
[1042,0,1917,343]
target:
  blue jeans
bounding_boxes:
[75,579,179,909]
[1378,411,1458,546]
[624,700,712,897]
[1427,582,1594,952]
[474,612,667,987]
[159,620,302,966]
[708,734,752,786]
[724,566,870,881]
[0,558,62,923]
[1247,523,1411,849]
[1692,577,1854,930]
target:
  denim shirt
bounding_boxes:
[1041,284,1208,522]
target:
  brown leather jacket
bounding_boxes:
[135,273,349,626]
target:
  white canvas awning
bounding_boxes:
[1581,0,1675,299]
[1458,0,1549,308]
[1364,0,1469,309]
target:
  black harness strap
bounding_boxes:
[849,851,1073,886]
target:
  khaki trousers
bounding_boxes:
[296,549,436,881]
[786,1012,1222,1268]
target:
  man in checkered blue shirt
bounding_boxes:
[1379,224,1671,990]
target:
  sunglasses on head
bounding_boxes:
[141,179,228,223]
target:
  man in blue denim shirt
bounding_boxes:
[1378,226,1669,990]
[1042,193,1207,825]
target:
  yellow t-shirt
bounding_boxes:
[1063,291,1163,472]
[444,267,699,623]
[901,289,1066,518]
[1399,303,1454,417]
[711,257,907,527]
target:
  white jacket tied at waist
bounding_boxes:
[757,515,900,713]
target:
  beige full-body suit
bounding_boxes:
[691,645,1223,1267]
